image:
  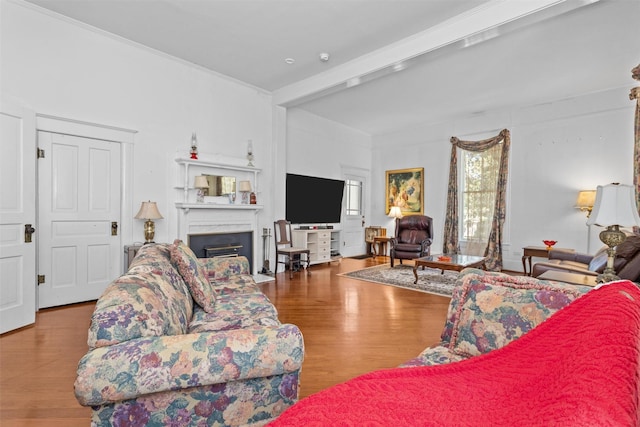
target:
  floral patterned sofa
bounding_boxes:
[401,268,593,367]
[74,241,304,427]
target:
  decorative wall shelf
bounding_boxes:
[175,158,261,173]
[176,202,264,213]
[175,158,261,211]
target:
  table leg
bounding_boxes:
[522,255,531,276]
[413,265,419,284]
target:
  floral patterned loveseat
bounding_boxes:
[401,268,593,367]
[74,241,304,427]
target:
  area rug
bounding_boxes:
[339,264,457,297]
[348,254,373,260]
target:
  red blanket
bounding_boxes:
[270,281,640,426]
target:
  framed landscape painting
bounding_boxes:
[385,167,424,215]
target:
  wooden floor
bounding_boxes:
[0,256,451,426]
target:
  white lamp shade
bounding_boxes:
[194,176,209,189]
[388,206,403,219]
[586,183,640,227]
[239,180,252,192]
[134,201,163,220]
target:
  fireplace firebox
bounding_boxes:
[188,231,253,273]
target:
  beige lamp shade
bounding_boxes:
[575,190,596,209]
[586,184,640,227]
[238,180,252,192]
[194,176,209,189]
[134,201,163,220]
[575,190,596,217]
[388,206,403,219]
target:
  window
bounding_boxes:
[345,179,362,216]
[460,144,501,254]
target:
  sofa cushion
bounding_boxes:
[188,292,280,333]
[201,256,251,282]
[170,239,217,313]
[447,269,590,358]
[616,235,640,259]
[588,251,608,272]
[88,245,193,348]
[212,274,262,296]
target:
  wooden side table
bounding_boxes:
[373,236,391,257]
[521,246,574,276]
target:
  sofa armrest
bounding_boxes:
[548,250,592,264]
[200,255,251,280]
[75,324,304,406]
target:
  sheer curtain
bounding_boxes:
[443,129,510,271]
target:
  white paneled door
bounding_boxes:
[341,171,368,257]
[0,101,37,334]
[37,131,121,308]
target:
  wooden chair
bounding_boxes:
[274,220,311,279]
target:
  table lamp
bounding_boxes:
[586,183,640,283]
[134,201,163,244]
[194,175,209,203]
[239,180,252,204]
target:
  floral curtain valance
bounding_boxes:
[444,129,510,271]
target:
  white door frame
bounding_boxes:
[0,100,37,333]
[35,115,136,306]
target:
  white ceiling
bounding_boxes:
[24,0,640,135]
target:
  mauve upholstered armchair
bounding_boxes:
[390,215,433,267]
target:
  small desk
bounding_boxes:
[537,270,597,287]
[521,246,574,276]
[373,236,391,257]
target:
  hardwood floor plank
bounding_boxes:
[0,256,450,424]
[260,257,450,398]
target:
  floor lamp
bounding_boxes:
[388,206,403,235]
[586,183,640,283]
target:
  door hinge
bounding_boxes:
[37,275,45,285]
[37,148,45,158]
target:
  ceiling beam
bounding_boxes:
[273,0,599,107]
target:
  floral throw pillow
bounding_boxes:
[169,239,216,313]
[448,272,588,358]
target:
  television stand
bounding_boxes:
[292,228,341,265]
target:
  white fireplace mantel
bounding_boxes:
[174,158,263,273]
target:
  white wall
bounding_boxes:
[286,108,373,255]
[4,0,635,272]
[2,1,274,256]
[372,86,635,271]
[287,108,371,179]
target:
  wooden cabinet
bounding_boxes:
[292,229,341,265]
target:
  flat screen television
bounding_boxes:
[286,173,345,224]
